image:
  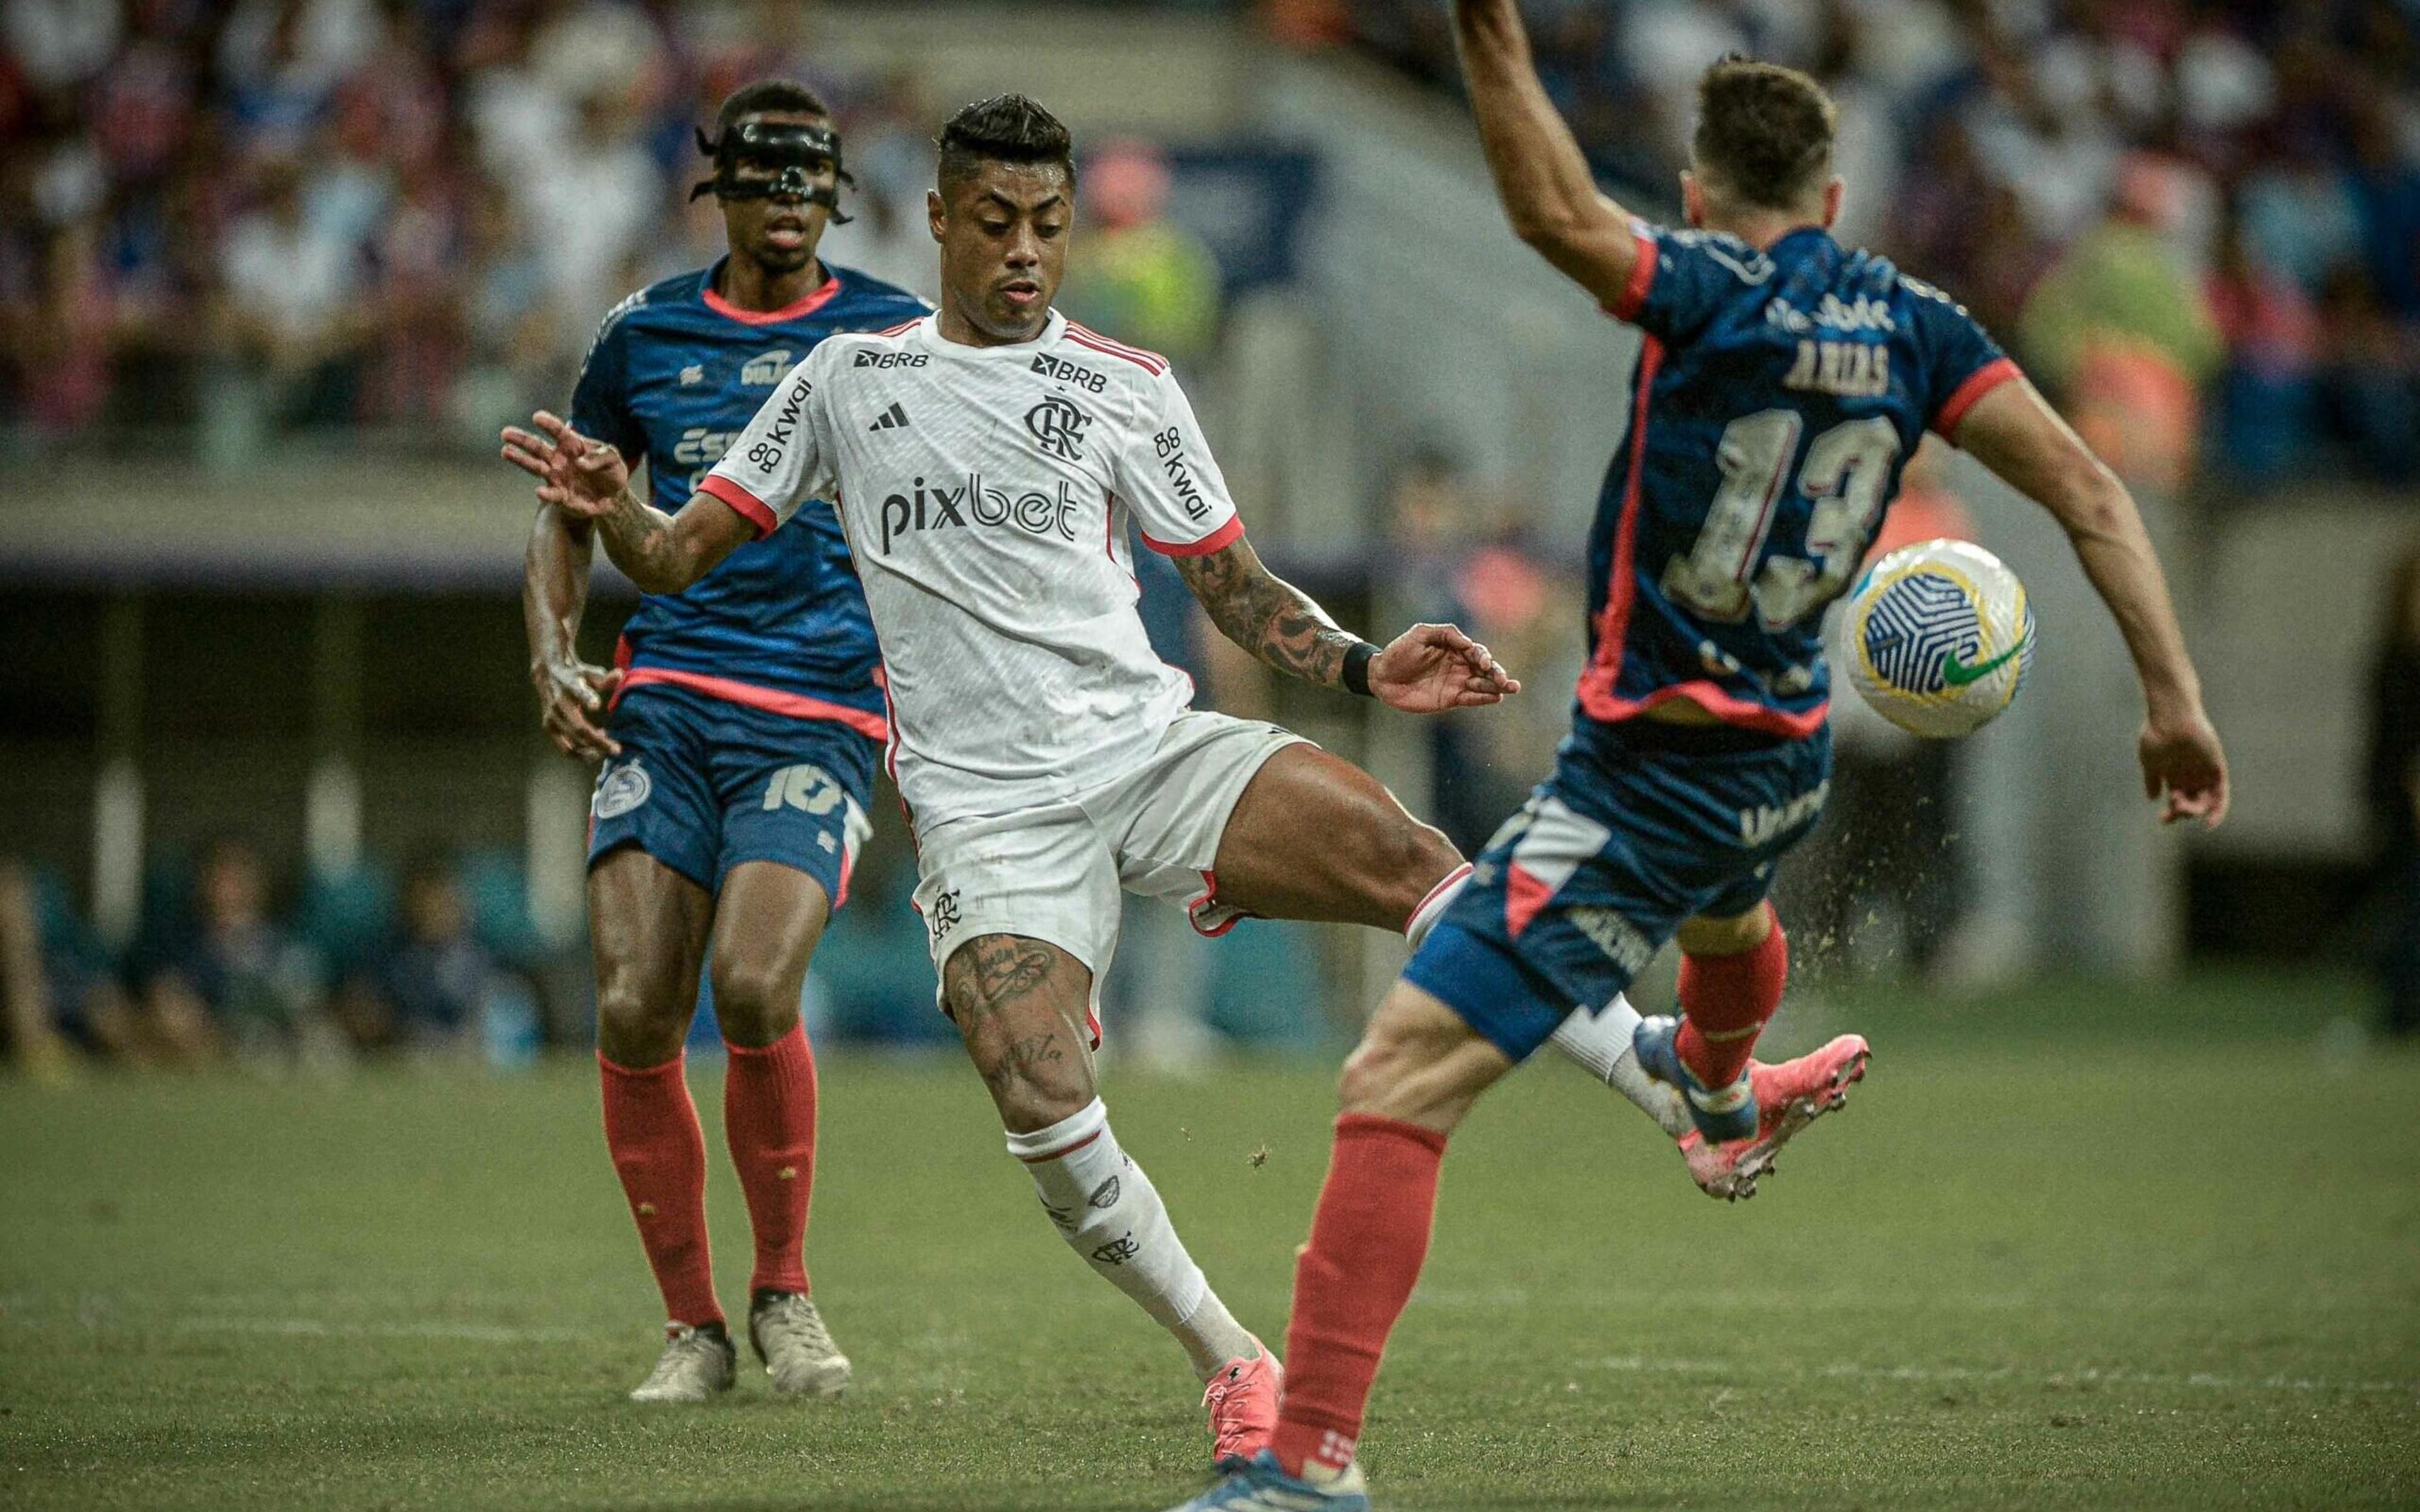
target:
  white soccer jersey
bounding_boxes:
[700,310,1243,825]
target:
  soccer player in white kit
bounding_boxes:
[503,94,1805,1462]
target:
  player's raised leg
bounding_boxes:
[589,847,735,1402]
[941,931,1279,1459]
[1632,902,1790,1142]
[706,860,850,1396]
[1204,744,1739,1169]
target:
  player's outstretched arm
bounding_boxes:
[1170,537,1521,714]
[1450,0,1643,309]
[521,504,623,760]
[1949,379,2230,826]
[502,413,752,598]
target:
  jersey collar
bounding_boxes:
[917,308,1066,355]
[700,258,844,326]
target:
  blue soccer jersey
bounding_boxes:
[569,260,928,738]
[1578,222,2020,736]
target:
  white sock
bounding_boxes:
[1004,1099,1255,1380]
[1402,864,1690,1141]
[1552,995,1692,1139]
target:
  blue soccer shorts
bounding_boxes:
[1403,719,1833,1063]
[587,682,877,906]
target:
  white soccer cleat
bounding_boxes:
[748,1291,852,1397]
[626,1322,737,1403]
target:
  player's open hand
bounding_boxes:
[501,412,629,519]
[533,658,625,761]
[2139,706,2228,827]
[1370,623,1522,714]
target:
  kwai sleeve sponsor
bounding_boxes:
[1113,369,1243,557]
[698,348,835,538]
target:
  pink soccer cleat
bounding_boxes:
[1679,1034,1869,1201]
[1201,1337,1284,1465]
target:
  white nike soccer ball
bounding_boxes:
[1833,538,2036,739]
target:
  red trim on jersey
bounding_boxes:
[698,474,779,537]
[873,316,923,338]
[614,668,889,740]
[1141,515,1245,558]
[1066,322,1168,375]
[1574,338,1832,739]
[1576,337,1662,721]
[1603,226,1659,322]
[701,270,843,326]
[1931,357,2022,438]
[605,634,637,710]
[1618,682,1831,737]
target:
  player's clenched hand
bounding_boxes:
[1369,622,1523,714]
[534,659,625,760]
[2138,706,2228,827]
[501,412,629,518]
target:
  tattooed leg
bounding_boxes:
[944,932,1260,1382]
[944,933,1097,1133]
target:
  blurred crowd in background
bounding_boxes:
[6,1,2419,481]
[4,0,2418,1079]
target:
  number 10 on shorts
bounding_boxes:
[763,764,844,815]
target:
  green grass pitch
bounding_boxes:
[3,971,2415,1509]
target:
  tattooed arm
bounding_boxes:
[1170,537,1523,713]
[1170,535,1359,689]
[502,411,752,595]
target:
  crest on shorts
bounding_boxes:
[593,760,652,820]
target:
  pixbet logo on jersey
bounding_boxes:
[879,474,1081,553]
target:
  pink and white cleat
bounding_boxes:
[1201,1336,1284,1465]
[1679,1034,1870,1201]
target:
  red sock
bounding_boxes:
[599,1051,723,1327]
[1676,907,1789,1089]
[1270,1114,1448,1477]
[723,1023,818,1298]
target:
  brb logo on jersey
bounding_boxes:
[853,348,928,369]
[1024,394,1093,461]
[740,349,793,386]
[880,474,1081,553]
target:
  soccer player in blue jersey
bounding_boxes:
[1173,4,2232,1506]
[516,79,926,1404]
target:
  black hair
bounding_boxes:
[1694,55,1837,210]
[935,94,1075,193]
[716,78,831,137]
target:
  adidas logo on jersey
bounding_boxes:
[868,401,911,432]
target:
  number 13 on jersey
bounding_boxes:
[1659,411,1901,630]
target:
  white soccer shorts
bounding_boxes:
[910,709,1310,1041]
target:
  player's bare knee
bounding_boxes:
[594,971,687,1067]
[1359,814,1461,924]
[1677,901,1775,957]
[708,957,800,1046]
[978,1033,1095,1131]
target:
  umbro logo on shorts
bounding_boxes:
[868,401,911,432]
